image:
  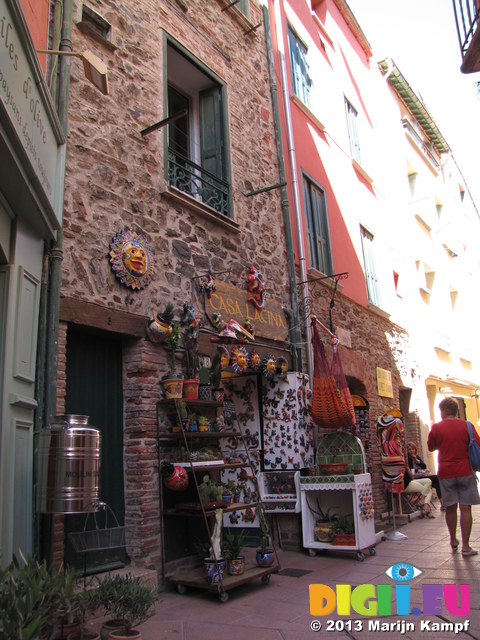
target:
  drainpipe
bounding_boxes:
[270,0,312,380]
[263,6,301,370]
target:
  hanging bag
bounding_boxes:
[467,421,480,473]
[310,321,355,430]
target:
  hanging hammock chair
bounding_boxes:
[310,320,356,430]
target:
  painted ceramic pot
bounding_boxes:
[227,556,245,576]
[163,465,189,491]
[332,533,356,546]
[314,523,334,543]
[198,383,212,401]
[146,316,172,343]
[256,549,275,567]
[162,376,183,399]
[204,557,226,583]
[212,387,225,403]
[183,378,199,399]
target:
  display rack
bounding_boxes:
[298,431,376,561]
[157,398,279,602]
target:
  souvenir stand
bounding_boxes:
[298,431,376,561]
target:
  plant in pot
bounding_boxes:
[313,505,339,544]
[331,515,355,546]
[176,400,189,431]
[94,573,157,640]
[197,415,209,432]
[182,305,200,399]
[161,321,183,399]
[65,587,102,640]
[187,410,198,432]
[0,552,80,640]
[203,508,226,584]
[146,302,174,344]
[223,528,248,576]
[255,505,275,567]
[209,353,224,402]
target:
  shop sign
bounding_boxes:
[0,0,65,226]
[376,367,393,398]
[205,280,289,342]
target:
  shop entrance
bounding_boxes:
[64,327,127,573]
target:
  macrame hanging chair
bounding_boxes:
[310,320,356,430]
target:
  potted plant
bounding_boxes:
[209,353,224,402]
[197,415,209,432]
[198,365,212,401]
[331,515,355,546]
[161,320,183,399]
[160,460,188,492]
[223,528,248,575]
[187,410,197,432]
[182,303,200,399]
[176,400,189,431]
[313,505,339,544]
[95,573,157,640]
[255,505,275,567]
[0,552,80,640]
[203,509,226,584]
[146,302,174,343]
[65,587,101,640]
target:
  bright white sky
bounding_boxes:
[347,0,480,208]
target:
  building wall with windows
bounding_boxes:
[265,0,480,514]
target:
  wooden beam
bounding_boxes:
[60,297,147,337]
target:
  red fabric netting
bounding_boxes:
[310,321,356,430]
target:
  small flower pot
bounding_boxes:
[256,549,275,567]
[204,557,226,583]
[162,376,184,399]
[198,383,212,401]
[227,556,245,575]
[212,387,225,403]
[332,533,356,546]
[183,378,199,399]
[314,523,334,543]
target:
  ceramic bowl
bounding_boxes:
[317,462,349,476]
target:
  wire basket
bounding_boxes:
[68,501,135,553]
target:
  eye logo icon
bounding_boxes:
[385,563,423,581]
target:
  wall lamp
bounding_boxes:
[37,49,109,95]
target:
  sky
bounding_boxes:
[347,0,480,209]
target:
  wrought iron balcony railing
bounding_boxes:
[168,149,230,216]
[402,117,440,171]
[452,0,480,73]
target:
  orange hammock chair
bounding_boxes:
[310,319,356,430]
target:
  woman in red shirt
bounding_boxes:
[428,397,480,556]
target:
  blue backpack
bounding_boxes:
[467,421,480,473]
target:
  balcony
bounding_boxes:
[453,0,480,73]
[168,149,230,216]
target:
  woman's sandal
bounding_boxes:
[451,542,459,552]
[420,504,435,519]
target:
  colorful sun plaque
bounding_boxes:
[109,229,154,290]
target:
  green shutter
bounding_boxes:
[199,86,224,179]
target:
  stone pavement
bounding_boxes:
[88,502,480,640]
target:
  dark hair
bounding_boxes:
[439,397,459,417]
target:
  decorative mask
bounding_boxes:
[109,229,154,290]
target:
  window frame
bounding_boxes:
[163,36,233,218]
[344,97,361,164]
[301,171,333,275]
[287,24,311,107]
[360,225,381,307]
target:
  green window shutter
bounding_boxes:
[303,174,332,275]
[303,176,318,269]
[360,227,381,306]
[199,86,225,180]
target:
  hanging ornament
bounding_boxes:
[262,353,276,380]
[230,345,248,373]
[247,349,261,371]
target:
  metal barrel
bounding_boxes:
[38,415,101,513]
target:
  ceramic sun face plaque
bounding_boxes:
[109,229,154,290]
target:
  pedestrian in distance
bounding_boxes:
[407,441,444,510]
[427,397,480,556]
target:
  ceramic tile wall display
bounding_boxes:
[109,229,154,290]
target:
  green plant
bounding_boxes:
[160,460,175,479]
[94,573,157,633]
[176,400,188,419]
[166,321,181,376]
[0,552,79,640]
[184,331,199,379]
[314,504,339,523]
[209,353,223,389]
[198,475,223,503]
[223,529,248,560]
[255,505,272,554]
[331,515,354,535]
[158,302,174,325]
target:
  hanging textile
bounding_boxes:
[310,320,356,430]
[377,414,405,493]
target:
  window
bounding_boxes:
[302,174,333,275]
[344,98,361,164]
[360,226,381,306]
[287,26,311,107]
[238,0,249,16]
[167,43,230,216]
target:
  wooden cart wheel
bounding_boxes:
[261,574,271,584]
[308,548,317,557]
[218,592,229,603]
[356,552,365,561]
[177,584,187,594]
[369,547,376,556]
